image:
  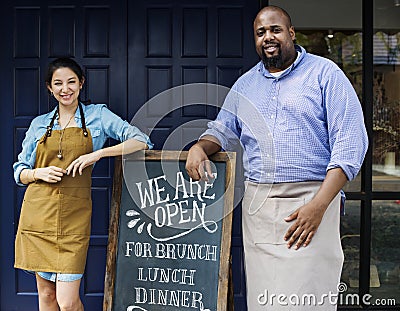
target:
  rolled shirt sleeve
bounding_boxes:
[200,86,241,151]
[99,105,153,149]
[323,70,369,180]
[13,116,46,186]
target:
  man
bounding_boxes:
[185,5,368,310]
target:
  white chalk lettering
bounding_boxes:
[192,200,206,223]
[178,200,191,224]
[125,242,218,262]
[202,173,217,199]
[205,244,218,261]
[165,203,179,226]
[152,199,207,228]
[189,178,204,202]
[133,287,206,309]
[136,179,155,209]
[154,175,170,204]
[154,206,166,227]
[155,243,166,258]
[137,268,196,285]
[174,172,189,200]
[125,242,152,258]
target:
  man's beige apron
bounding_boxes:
[242,181,344,310]
[15,126,93,274]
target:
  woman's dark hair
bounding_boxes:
[45,57,90,103]
[45,57,85,87]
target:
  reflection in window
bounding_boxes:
[371,200,400,302]
[340,200,360,298]
[296,30,400,191]
[373,32,400,191]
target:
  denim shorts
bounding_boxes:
[37,272,83,282]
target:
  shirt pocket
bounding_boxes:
[253,197,305,245]
[90,128,101,138]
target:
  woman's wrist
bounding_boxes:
[96,149,105,160]
[32,168,37,182]
[20,168,36,184]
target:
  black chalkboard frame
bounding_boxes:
[103,150,236,311]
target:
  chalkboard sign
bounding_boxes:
[104,150,236,311]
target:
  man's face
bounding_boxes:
[253,9,296,72]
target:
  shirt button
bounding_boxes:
[270,115,274,119]
[272,96,276,100]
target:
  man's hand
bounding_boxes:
[186,144,212,181]
[185,137,222,181]
[284,168,348,250]
[284,202,326,250]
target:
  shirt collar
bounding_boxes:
[45,102,84,121]
[46,103,86,126]
[258,44,306,79]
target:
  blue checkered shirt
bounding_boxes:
[202,45,368,183]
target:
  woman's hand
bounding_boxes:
[66,150,102,177]
[35,166,66,183]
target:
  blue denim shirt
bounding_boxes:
[13,103,153,186]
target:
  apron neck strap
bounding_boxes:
[78,102,89,137]
[41,103,88,143]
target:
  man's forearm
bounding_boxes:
[196,135,222,156]
[312,167,348,210]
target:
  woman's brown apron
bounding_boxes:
[15,110,93,274]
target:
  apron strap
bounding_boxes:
[78,102,89,137]
[40,103,88,143]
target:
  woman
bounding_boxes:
[13,57,153,311]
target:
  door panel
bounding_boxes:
[127,1,259,308]
[1,0,259,309]
[0,0,127,310]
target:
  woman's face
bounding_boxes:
[47,67,84,108]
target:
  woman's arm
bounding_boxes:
[66,138,148,177]
[19,169,37,185]
[19,166,66,184]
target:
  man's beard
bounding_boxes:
[261,49,284,70]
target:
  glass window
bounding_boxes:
[371,200,400,305]
[372,0,400,191]
[340,200,361,302]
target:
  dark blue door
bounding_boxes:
[127,2,259,309]
[0,0,259,309]
[0,1,128,310]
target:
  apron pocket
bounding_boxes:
[59,195,92,235]
[20,196,59,234]
[253,197,305,245]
